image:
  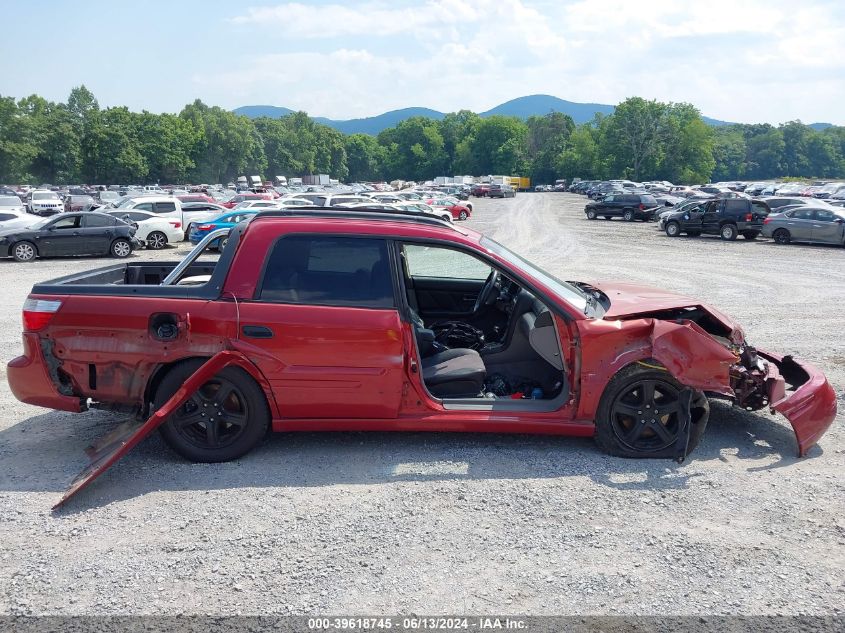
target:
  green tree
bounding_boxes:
[603,97,668,180]
[658,103,714,184]
[526,112,575,184]
[377,117,447,181]
[345,133,385,181]
[463,116,529,175]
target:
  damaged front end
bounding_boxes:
[645,305,837,457]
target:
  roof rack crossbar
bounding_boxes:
[251,206,458,230]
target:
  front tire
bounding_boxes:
[147,231,168,250]
[665,221,681,237]
[458,210,468,220]
[12,241,37,262]
[594,365,710,459]
[586,209,597,220]
[111,238,132,258]
[155,359,270,463]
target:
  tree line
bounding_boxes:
[1,86,843,186]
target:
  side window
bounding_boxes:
[154,202,177,213]
[724,200,746,213]
[403,244,491,280]
[259,236,394,308]
[814,210,835,222]
[50,216,80,230]
[792,208,813,220]
[133,202,154,212]
[0,213,15,221]
[83,214,116,228]
[603,195,615,202]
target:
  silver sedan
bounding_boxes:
[762,207,845,246]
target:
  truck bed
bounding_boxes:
[30,261,222,298]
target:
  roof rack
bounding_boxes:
[251,206,458,230]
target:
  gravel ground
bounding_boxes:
[0,193,843,616]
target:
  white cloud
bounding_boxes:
[209,0,845,124]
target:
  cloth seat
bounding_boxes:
[422,348,486,398]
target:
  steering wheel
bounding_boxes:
[473,269,500,313]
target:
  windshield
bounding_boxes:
[0,196,21,206]
[33,192,58,200]
[115,197,137,208]
[480,236,589,315]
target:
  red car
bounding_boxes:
[222,193,273,208]
[425,197,472,220]
[6,209,836,505]
[177,194,216,204]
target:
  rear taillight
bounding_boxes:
[639,204,645,210]
[169,220,182,228]
[763,217,771,225]
[197,224,213,230]
[745,213,753,221]
[22,297,62,332]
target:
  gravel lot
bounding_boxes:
[0,193,843,616]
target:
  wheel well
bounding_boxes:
[144,357,210,413]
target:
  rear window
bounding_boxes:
[0,213,17,221]
[258,236,394,308]
[154,202,177,213]
[640,195,657,206]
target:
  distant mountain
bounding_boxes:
[478,94,615,124]
[808,122,833,131]
[233,94,740,134]
[313,107,445,135]
[233,105,294,119]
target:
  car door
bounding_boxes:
[37,214,82,255]
[811,209,844,243]
[597,194,612,213]
[235,235,405,419]
[785,208,815,241]
[402,243,491,320]
[80,213,118,253]
[700,201,721,233]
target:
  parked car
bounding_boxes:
[7,208,835,505]
[663,198,771,240]
[584,194,659,221]
[762,207,845,246]
[64,195,95,213]
[425,198,472,220]
[177,194,216,204]
[0,212,141,261]
[96,191,121,206]
[488,184,516,198]
[471,183,491,197]
[26,190,64,216]
[113,196,185,237]
[107,210,185,250]
[188,210,259,249]
[757,196,821,211]
[222,193,273,209]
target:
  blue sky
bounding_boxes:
[2,0,844,124]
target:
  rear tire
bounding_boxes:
[147,231,168,250]
[12,241,37,262]
[623,209,635,222]
[773,228,791,245]
[720,224,738,241]
[155,359,270,463]
[458,210,468,220]
[111,238,132,258]
[594,364,710,459]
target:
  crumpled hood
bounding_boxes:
[589,281,745,343]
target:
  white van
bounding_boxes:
[113,196,186,238]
